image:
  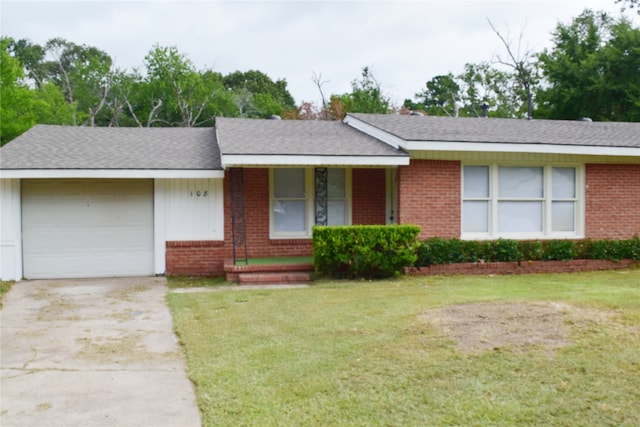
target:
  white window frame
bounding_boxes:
[269,167,352,239]
[461,163,584,240]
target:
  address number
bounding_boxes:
[189,190,209,197]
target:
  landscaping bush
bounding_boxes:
[416,238,483,266]
[414,237,639,267]
[313,225,420,279]
[481,239,520,262]
[578,236,640,261]
[542,240,576,261]
[517,240,544,261]
[623,235,640,260]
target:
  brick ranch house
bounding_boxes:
[1,114,638,281]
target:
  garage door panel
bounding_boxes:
[22,179,154,279]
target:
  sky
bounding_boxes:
[1,0,638,107]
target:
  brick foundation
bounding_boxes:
[165,240,228,276]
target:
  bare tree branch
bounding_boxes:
[486,18,537,119]
[311,71,330,120]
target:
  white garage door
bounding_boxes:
[22,179,154,279]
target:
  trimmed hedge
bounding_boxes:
[416,236,640,266]
[313,225,421,279]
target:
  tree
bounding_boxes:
[458,62,520,118]
[1,37,36,145]
[536,10,640,121]
[414,73,461,116]
[348,67,390,114]
[487,19,539,119]
[142,45,232,126]
[596,19,640,121]
[311,71,331,120]
[43,38,115,125]
[32,82,77,126]
[410,21,539,119]
[328,67,391,119]
[616,0,640,14]
[5,37,47,87]
[282,101,322,120]
[223,69,296,118]
[410,63,522,118]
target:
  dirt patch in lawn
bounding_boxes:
[421,301,616,355]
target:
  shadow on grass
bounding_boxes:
[166,276,229,289]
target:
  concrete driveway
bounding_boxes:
[0,277,201,427]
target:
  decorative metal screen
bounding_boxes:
[315,168,328,226]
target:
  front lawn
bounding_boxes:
[168,270,640,426]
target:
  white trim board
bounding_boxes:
[404,141,640,157]
[222,154,410,167]
[0,169,225,179]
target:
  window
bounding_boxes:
[327,169,347,226]
[462,165,582,239]
[273,168,307,233]
[271,168,350,238]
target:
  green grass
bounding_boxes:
[168,270,640,426]
[0,280,15,309]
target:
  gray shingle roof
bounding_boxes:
[0,125,221,170]
[216,117,409,157]
[348,113,640,148]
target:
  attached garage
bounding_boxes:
[22,179,154,279]
[0,125,224,281]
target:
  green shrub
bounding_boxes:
[413,237,639,267]
[416,238,482,266]
[481,239,519,262]
[517,240,544,261]
[579,236,640,261]
[623,236,640,261]
[542,240,577,261]
[579,239,618,261]
[312,225,420,279]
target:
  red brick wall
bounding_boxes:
[352,168,387,225]
[398,160,461,239]
[586,164,640,239]
[168,167,391,276]
[165,241,228,276]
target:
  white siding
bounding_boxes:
[153,178,224,274]
[160,178,223,240]
[0,179,22,280]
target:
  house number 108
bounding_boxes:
[190,190,208,197]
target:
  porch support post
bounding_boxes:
[229,167,248,265]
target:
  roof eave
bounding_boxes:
[404,140,640,157]
[221,154,410,168]
[0,169,225,179]
[343,115,406,150]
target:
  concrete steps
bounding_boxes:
[224,259,314,285]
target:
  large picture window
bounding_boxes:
[462,165,582,239]
[271,168,350,238]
